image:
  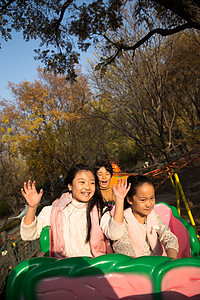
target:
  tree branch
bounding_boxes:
[153,0,200,30]
[101,22,192,67]
[1,0,16,12]
[51,0,74,32]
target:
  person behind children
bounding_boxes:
[111,175,179,259]
[20,163,118,258]
[94,160,115,205]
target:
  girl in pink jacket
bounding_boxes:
[20,163,130,258]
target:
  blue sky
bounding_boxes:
[0,32,92,100]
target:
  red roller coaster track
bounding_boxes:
[143,145,200,189]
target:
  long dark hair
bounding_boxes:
[63,163,104,243]
[124,175,155,209]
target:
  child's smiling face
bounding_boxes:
[68,170,96,203]
[97,167,112,189]
[127,183,155,223]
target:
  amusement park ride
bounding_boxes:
[112,145,200,237]
[6,146,200,300]
[144,145,200,238]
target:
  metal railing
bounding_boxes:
[0,225,40,296]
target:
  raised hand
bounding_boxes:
[112,178,131,224]
[21,180,43,208]
[113,178,131,202]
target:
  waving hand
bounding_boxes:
[21,180,43,208]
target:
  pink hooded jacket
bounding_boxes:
[50,193,113,258]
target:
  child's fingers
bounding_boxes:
[122,178,128,188]
[112,183,116,191]
[115,178,130,190]
[124,178,131,191]
[21,188,25,197]
[23,180,37,194]
[32,181,36,190]
[118,178,125,186]
[23,182,28,193]
[127,182,131,191]
[27,180,32,190]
